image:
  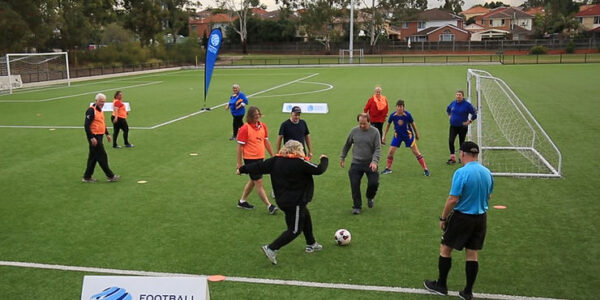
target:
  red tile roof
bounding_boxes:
[461,6,490,15]
[576,4,600,17]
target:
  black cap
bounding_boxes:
[291,106,301,113]
[460,141,479,154]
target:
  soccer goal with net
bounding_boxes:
[0,52,70,94]
[339,49,364,64]
[467,69,562,178]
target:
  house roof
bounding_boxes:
[460,6,490,15]
[412,24,469,36]
[417,9,462,21]
[511,25,533,35]
[576,4,600,17]
[482,7,534,20]
[524,6,545,16]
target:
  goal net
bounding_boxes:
[0,52,70,94]
[339,49,364,64]
[467,69,562,178]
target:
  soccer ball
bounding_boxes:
[334,229,351,246]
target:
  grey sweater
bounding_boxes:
[340,126,381,164]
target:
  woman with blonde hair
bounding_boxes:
[237,140,329,265]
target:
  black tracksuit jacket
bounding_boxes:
[239,155,328,208]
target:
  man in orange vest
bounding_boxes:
[83,93,120,183]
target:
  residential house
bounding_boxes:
[474,7,535,40]
[397,8,469,42]
[460,6,490,21]
[189,11,236,38]
[575,4,600,36]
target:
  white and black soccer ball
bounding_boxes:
[334,229,351,246]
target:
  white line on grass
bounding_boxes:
[147,72,320,129]
[0,260,564,300]
[0,73,322,130]
[0,81,162,103]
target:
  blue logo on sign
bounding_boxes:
[210,33,221,47]
[90,286,132,300]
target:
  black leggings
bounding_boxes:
[232,115,244,137]
[111,116,129,146]
[449,126,468,154]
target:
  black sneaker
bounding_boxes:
[458,290,473,300]
[107,175,120,182]
[237,201,254,210]
[446,159,456,165]
[352,208,361,215]
[268,204,278,215]
[113,145,122,149]
[367,198,374,208]
[424,279,448,296]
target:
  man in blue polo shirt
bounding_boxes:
[225,84,248,141]
[424,141,493,300]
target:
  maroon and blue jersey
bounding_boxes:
[387,111,414,137]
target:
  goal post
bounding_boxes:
[467,69,562,178]
[1,52,71,94]
[339,49,364,64]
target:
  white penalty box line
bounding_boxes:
[0,260,564,300]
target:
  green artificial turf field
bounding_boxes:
[1,63,599,299]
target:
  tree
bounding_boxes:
[441,0,463,14]
[360,0,386,54]
[483,1,508,9]
[122,0,164,47]
[0,0,58,53]
[298,0,345,54]
[162,0,201,43]
[216,0,263,54]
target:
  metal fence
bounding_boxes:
[221,38,599,54]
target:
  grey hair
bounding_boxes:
[279,140,305,156]
[232,84,240,89]
[95,93,106,101]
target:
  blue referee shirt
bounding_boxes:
[450,161,494,215]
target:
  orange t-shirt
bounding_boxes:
[237,122,269,159]
[112,99,127,119]
[90,106,107,135]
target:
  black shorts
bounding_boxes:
[244,158,264,180]
[441,211,487,251]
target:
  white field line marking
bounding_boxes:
[147,73,320,129]
[0,73,321,130]
[0,81,162,103]
[0,261,564,300]
[251,81,333,98]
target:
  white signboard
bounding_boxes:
[90,102,131,112]
[81,276,209,300]
[282,103,328,114]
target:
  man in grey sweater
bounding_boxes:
[340,113,382,214]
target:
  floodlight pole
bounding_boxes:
[349,0,354,64]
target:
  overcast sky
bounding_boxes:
[201,0,526,11]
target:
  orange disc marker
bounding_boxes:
[208,275,226,282]
[493,205,506,209]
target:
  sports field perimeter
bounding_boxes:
[1,63,599,299]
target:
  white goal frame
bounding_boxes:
[467,69,562,178]
[339,49,364,64]
[2,52,71,94]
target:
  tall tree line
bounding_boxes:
[0,0,199,54]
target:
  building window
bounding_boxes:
[402,22,408,29]
[417,22,425,29]
[489,20,493,26]
[578,17,583,24]
[440,33,454,41]
[501,19,505,25]
[595,16,600,24]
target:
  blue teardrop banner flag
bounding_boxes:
[204,28,223,105]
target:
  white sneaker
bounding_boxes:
[261,245,277,265]
[305,242,323,253]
